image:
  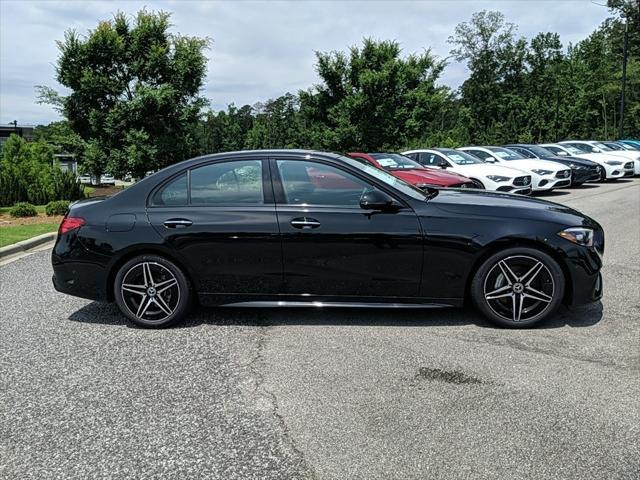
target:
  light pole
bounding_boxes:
[618,18,629,139]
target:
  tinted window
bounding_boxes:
[509,147,535,158]
[419,152,448,167]
[543,145,567,156]
[277,160,370,206]
[153,172,188,206]
[191,160,263,204]
[466,149,493,161]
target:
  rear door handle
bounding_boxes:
[163,218,193,228]
[290,217,321,229]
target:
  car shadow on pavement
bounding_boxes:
[533,190,571,197]
[68,300,603,330]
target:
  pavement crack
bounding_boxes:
[247,321,317,480]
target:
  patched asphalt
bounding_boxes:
[1,178,639,479]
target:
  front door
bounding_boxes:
[146,157,282,295]
[271,157,423,299]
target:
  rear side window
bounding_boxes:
[152,172,188,206]
[191,160,263,204]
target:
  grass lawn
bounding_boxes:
[0,223,58,248]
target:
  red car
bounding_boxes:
[348,152,475,189]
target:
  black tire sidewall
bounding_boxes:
[114,254,191,328]
[471,247,565,328]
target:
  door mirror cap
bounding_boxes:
[360,190,402,212]
[439,161,449,169]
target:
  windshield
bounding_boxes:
[342,156,427,200]
[558,144,585,155]
[439,149,483,165]
[370,153,423,170]
[567,143,594,153]
[603,142,624,150]
[487,147,525,160]
[526,145,556,157]
[593,142,613,151]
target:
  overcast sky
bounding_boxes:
[0,0,612,126]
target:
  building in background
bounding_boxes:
[0,122,35,149]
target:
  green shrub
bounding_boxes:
[9,202,38,217]
[45,200,70,216]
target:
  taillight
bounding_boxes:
[58,217,85,235]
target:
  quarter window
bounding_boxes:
[152,172,188,206]
[191,160,263,204]
[276,160,370,206]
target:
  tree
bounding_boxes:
[38,9,209,178]
[300,39,451,151]
[448,10,525,142]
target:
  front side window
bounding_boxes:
[509,147,535,158]
[152,172,188,206]
[277,160,371,206]
[191,160,263,204]
[418,152,445,167]
[466,149,493,161]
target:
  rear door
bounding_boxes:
[270,156,423,298]
[146,156,283,296]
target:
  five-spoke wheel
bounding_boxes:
[471,248,564,327]
[114,255,191,327]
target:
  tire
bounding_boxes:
[470,247,564,328]
[114,254,192,328]
[470,179,485,189]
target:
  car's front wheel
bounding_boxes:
[114,254,192,328]
[471,247,564,328]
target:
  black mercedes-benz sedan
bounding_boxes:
[52,150,604,328]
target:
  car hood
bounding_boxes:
[391,168,470,186]
[605,151,640,161]
[451,163,529,177]
[421,188,598,227]
[498,159,567,172]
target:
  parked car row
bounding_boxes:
[347,139,640,196]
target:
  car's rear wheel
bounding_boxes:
[114,254,192,328]
[471,247,564,328]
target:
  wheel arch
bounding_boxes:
[106,246,197,303]
[463,238,573,305]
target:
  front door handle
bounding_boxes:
[163,218,193,228]
[290,217,321,229]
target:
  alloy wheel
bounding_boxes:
[483,255,555,322]
[120,261,180,322]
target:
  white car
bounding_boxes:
[100,174,116,185]
[77,174,92,185]
[541,143,628,180]
[559,140,639,175]
[402,148,532,194]
[458,146,571,192]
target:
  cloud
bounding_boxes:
[0,0,610,125]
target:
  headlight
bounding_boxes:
[558,227,594,247]
[605,160,622,165]
[486,175,510,182]
[531,169,553,175]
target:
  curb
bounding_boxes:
[0,232,57,259]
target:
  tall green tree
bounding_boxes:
[37,9,209,178]
[300,39,451,151]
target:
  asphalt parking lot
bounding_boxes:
[1,178,639,479]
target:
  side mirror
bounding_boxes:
[438,161,449,169]
[360,189,401,212]
[484,158,497,163]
